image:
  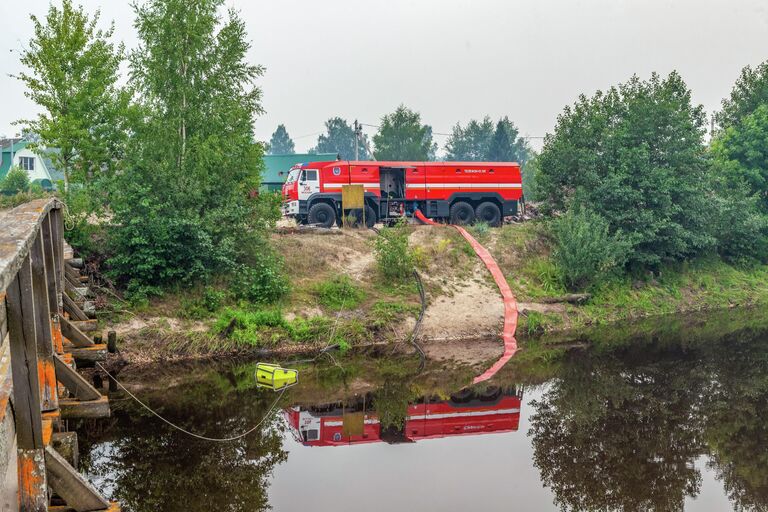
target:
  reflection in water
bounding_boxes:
[529,328,768,511]
[80,368,288,512]
[286,386,523,446]
[80,315,768,512]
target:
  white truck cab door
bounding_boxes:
[298,169,320,200]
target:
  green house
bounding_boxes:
[261,153,338,192]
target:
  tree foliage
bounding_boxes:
[488,117,531,164]
[445,116,531,163]
[0,167,31,194]
[537,72,713,269]
[550,208,630,290]
[267,124,295,154]
[444,116,494,160]
[16,0,128,190]
[713,104,768,211]
[108,0,282,296]
[373,105,435,161]
[717,61,768,130]
[311,117,369,160]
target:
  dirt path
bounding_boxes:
[420,265,504,342]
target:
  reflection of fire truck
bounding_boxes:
[284,386,523,447]
[281,161,523,228]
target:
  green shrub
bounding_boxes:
[374,219,413,281]
[313,275,365,310]
[231,254,289,304]
[1,167,30,194]
[550,208,631,290]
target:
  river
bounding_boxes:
[78,308,768,511]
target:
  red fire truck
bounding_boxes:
[281,160,523,228]
[284,387,523,447]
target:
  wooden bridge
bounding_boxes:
[0,199,117,511]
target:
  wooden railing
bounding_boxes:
[0,199,117,512]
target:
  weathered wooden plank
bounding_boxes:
[53,354,102,401]
[42,214,61,316]
[64,263,80,282]
[59,396,110,419]
[51,207,65,298]
[64,345,107,364]
[51,431,78,469]
[0,198,62,295]
[0,295,7,347]
[6,259,44,450]
[72,320,98,333]
[60,316,94,348]
[63,292,88,322]
[18,448,47,512]
[30,234,58,412]
[45,444,110,511]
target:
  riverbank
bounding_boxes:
[103,221,768,365]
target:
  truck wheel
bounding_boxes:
[475,202,501,226]
[365,205,377,228]
[449,201,475,225]
[450,388,474,404]
[308,203,336,228]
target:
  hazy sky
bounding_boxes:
[1,0,767,153]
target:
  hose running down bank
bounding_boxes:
[413,210,518,384]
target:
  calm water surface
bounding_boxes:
[80,313,768,511]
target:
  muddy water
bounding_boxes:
[79,310,768,512]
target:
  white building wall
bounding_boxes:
[12,147,50,182]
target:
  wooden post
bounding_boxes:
[5,257,48,511]
[49,208,64,304]
[42,214,64,354]
[107,331,117,354]
[29,235,57,412]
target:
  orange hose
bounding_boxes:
[413,210,518,383]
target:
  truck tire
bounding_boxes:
[365,205,377,228]
[308,202,336,228]
[475,201,501,226]
[449,201,475,225]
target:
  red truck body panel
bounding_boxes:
[285,395,522,447]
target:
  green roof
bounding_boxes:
[0,140,28,178]
[261,153,338,191]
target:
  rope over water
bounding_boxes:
[96,362,287,443]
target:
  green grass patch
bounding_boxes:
[312,275,366,311]
[370,300,421,329]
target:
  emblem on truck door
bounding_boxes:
[333,167,341,176]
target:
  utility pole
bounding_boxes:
[354,119,362,161]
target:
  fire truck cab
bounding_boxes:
[281,160,523,228]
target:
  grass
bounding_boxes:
[312,275,366,311]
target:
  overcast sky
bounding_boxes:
[1,0,767,153]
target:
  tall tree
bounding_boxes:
[373,105,435,161]
[311,117,369,159]
[537,72,713,268]
[487,116,531,164]
[15,0,128,190]
[109,0,280,294]
[444,116,494,161]
[267,124,295,154]
[717,61,768,130]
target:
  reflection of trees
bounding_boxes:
[702,332,768,511]
[529,348,707,511]
[80,370,287,512]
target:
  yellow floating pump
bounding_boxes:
[255,363,299,391]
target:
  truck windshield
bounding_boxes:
[285,168,301,183]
